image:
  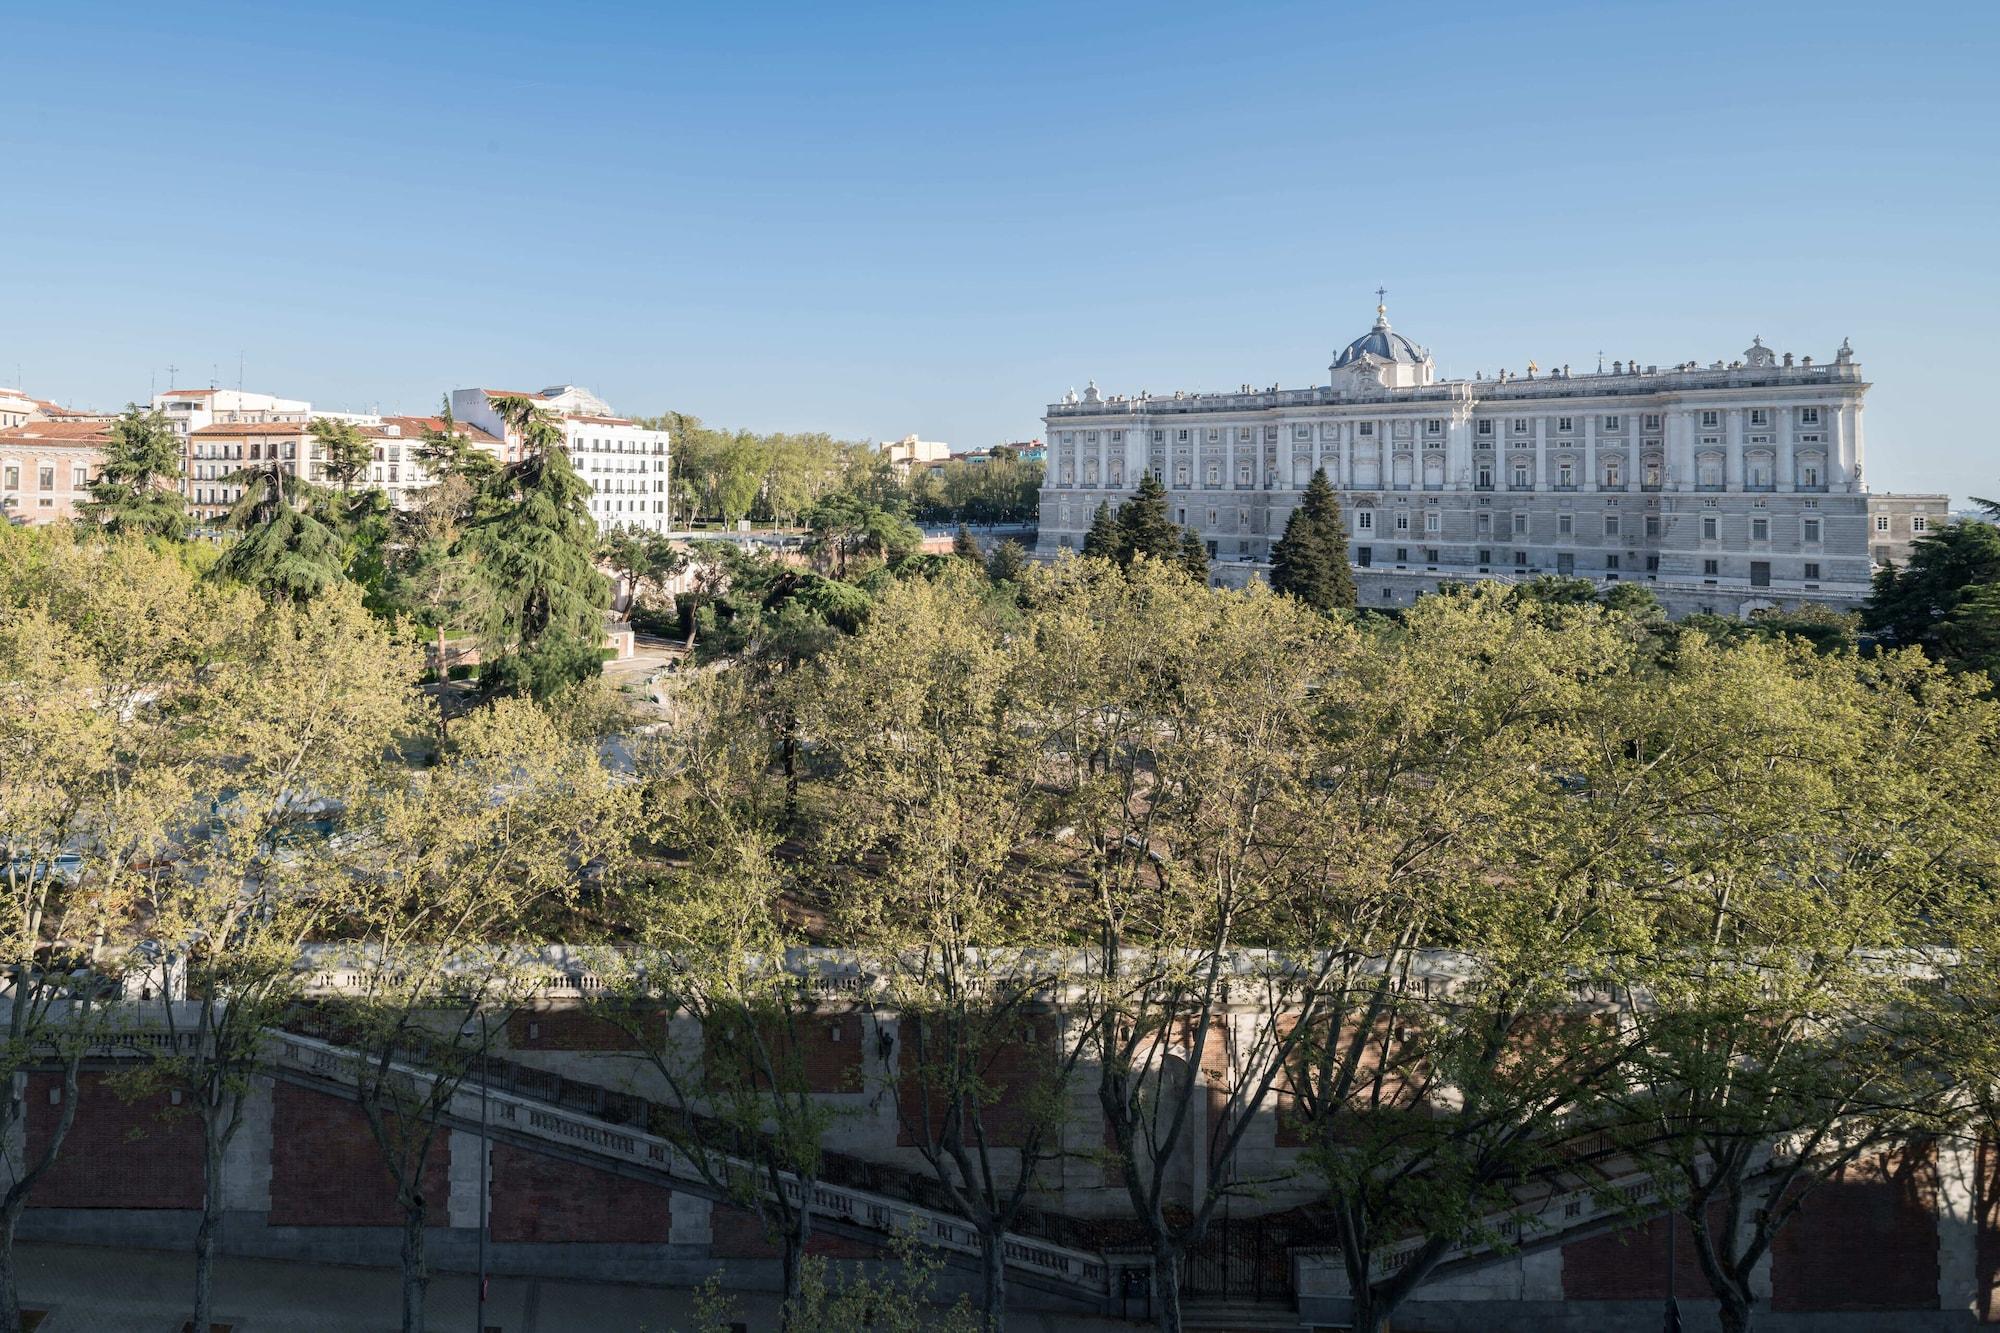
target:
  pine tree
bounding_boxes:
[1082,501,1119,560]
[985,538,1029,584]
[1115,473,1180,565]
[209,462,348,605]
[1268,468,1355,612]
[952,523,982,563]
[457,397,610,698]
[80,406,188,540]
[310,416,372,493]
[1179,529,1210,584]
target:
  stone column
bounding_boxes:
[1225,432,1237,496]
[1935,1138,1979,1316]
[669,1192,714,1246]
[1533,416,1548,490]
[447,1128,488,1230]
[221,1075,276,1212]
[1829,408,1849,491]
[1341,422,1355,490]
[1671,411,1695,491]
[1583,414,1598,492]
[1447,414,1472,490]
[1725,409,1744,490]
[1843,402,1864,489]
[1777,407,1796,490]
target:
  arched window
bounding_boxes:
[1696,452,1724,488]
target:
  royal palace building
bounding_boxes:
[1038,302,1944,616]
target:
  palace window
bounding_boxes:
[1425,419,1443,435]
[1477,418,1494,436]
[1512,463,1530,488]
[1749,409,1769,426]
[1394,511,1411,532]
[1152,430,1165,443]
[1513,419,1529,434]
[1512,512,1528,535]
[1700,411,1720,429]
[1557,514,1573,536]
[1752,517,1769,541]
[1177,429,1190,442]
[1603,415,1621,431]
[1800,408,1821,425]
[1359,422,1374,437]
[1424,510,1441,534]
[1702,515,1719,541]
[1646,515,1661,539]
[1206,429,1221,443]
[1477,464,1493,488]
[1355,509,1374,531]
[1557,461,1575,487]
[1605,513,1621,537]
[1803,517,1821,543]
[1557,417,1573,433]
[1604,459,1622,487]
[1875,514,1890,533]
[1703,559,1720,576]
[1913,515,1929,533]
[37,467,54,491]
[1294,424,1311,440]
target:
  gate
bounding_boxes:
[1179,1214,1302,1302]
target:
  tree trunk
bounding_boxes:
[1717,1286,1756,1333]
[778,1208,807,1332]
[0,1199,23,1333]
[192,1149,221,1333]
[978,1229,1006,1332]
[400,1199,428,1333]
[1150,1244,1182,1333]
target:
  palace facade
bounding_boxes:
[1038,304,1942,616]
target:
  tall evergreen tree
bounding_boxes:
[985,538,1029,584]
[1115,472,1180,564]
[1179,528,1210,583]
[209,462,349,605]
[1081,501,1119,559]
[1268,468,1356,612]
[1863,521,2000,662]
[952,522,982,563]
[457,395,610,698]
[80,405,188,540]
[309,416,372,493]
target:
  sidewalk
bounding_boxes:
[17,1242,1141,1332]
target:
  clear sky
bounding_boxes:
[4,1,1996,501]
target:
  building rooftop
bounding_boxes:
[0,420,114,445]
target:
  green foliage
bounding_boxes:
[984,538,1028,584]
[79,405,188,540]
[308,416,371,492]
[1865,521,2000,673]
[1268,468,1355,612]
[1115,471,1180,562]
[952,523,981,562]
[209,463,349,605]
[456,398,609,698]
[802,494,922,578]
[1081,501,1118,558]
[907,452,1044,524]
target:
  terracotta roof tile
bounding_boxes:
[191,421,312,437]
[0,421,113,445]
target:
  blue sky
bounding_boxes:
[5,1,1996,501]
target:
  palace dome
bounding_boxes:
[1334,304,1428,368]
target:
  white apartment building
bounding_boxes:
[449,385,670,533]
[882,434,952,472]
[152,388,312,513]
[1040,303,1927,617]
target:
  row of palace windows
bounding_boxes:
[1053,451,1826,490]
[1,464,91,491]
[1056,408,1830,449]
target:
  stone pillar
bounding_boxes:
[1935,1137,1979,1316]
[1447,414,1472,490]
[1829,408,1849,491]
[1671,411,1695,491]
[448,1128,487,1230]
[1225,433,1237,496]
[1583,415,1598,491]
[1842,402,1863,489]
[221,1075,276,1211]
[1725,409,1744,490]
[1341,422,1356,490]
[669,1192,714,1246]
[1777,408,1796,490]
[1533,416,1548,490]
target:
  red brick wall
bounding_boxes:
[24,1073,204,1209]
[1772,1147,1938,1312]
[505,1005,668,1053]
[487,1141,671,1243]
[709,1203,880,1259]
[893,1022,1057,1149]
[268,1083,449,1227]
[1562,1210,1716,1300]
[703,1012,865,1096]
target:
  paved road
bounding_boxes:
[14,1242,1140,1332]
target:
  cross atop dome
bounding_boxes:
[1375,286,1389,326]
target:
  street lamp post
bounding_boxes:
[461,1013,491,1333]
